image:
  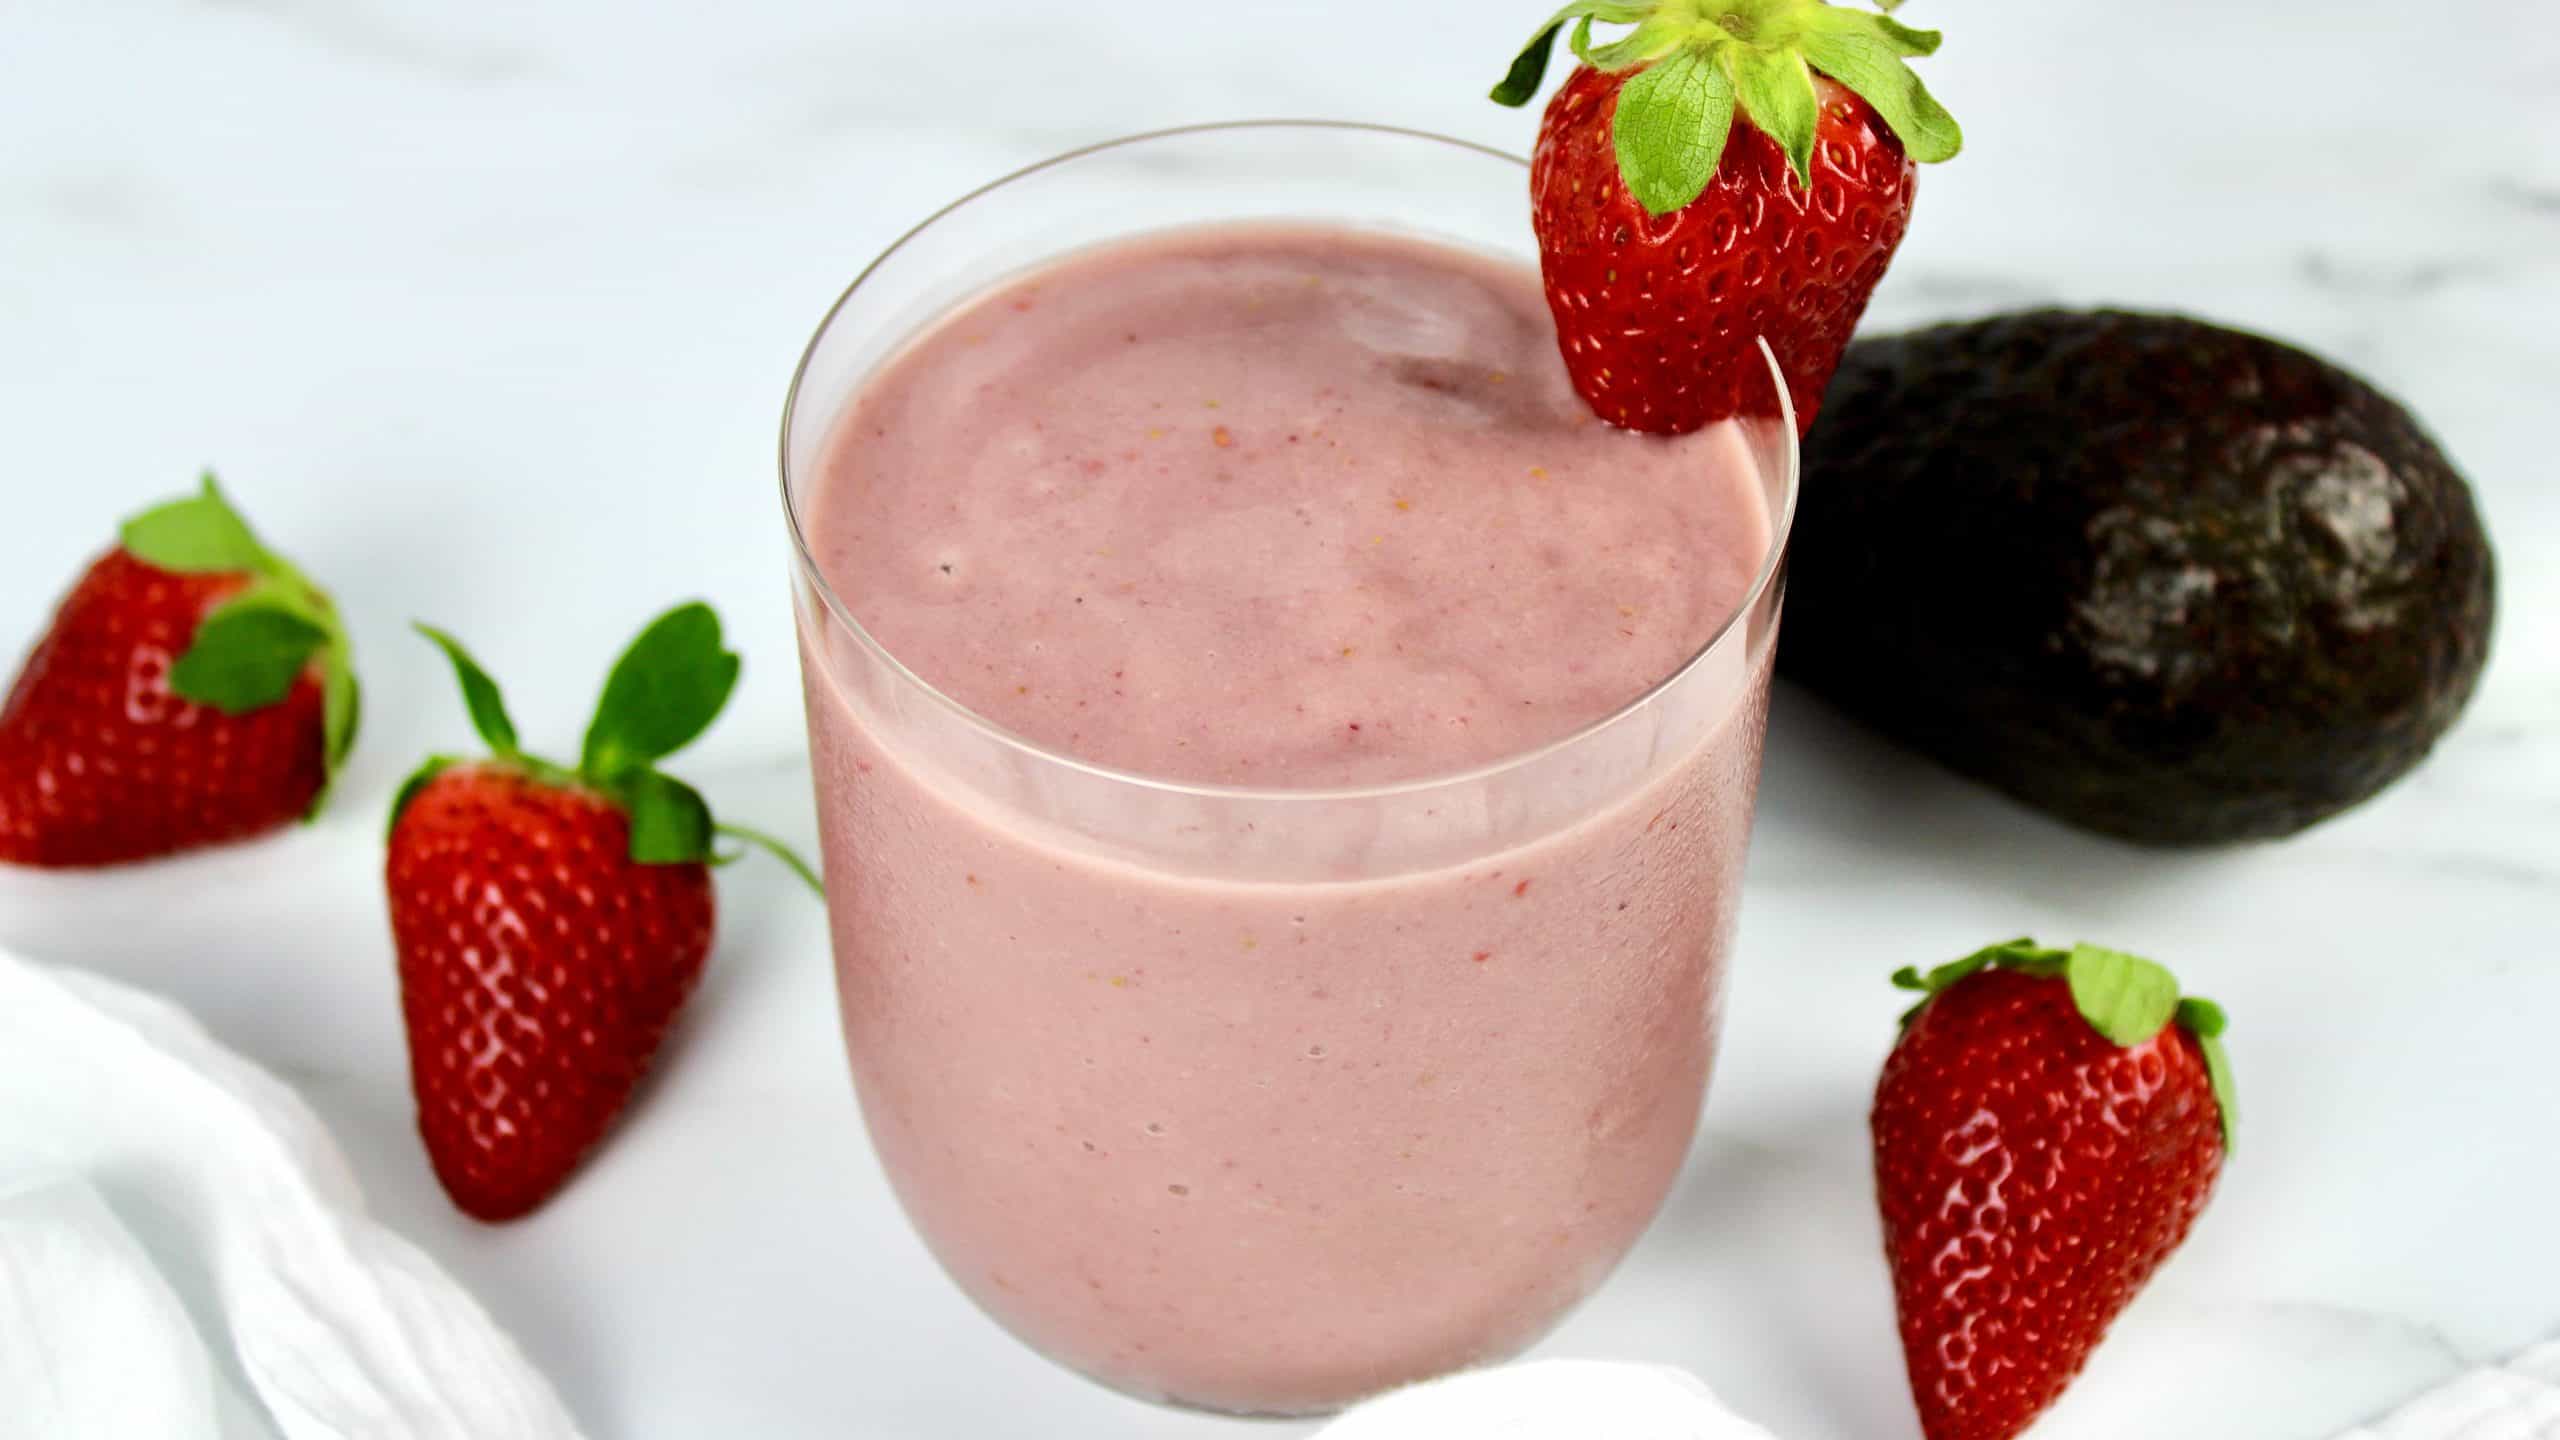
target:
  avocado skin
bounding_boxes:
[1779,309,2496,846]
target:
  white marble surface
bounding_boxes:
[3,1,2555,1436]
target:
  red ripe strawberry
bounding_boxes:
[1872,940,2238,1440]
[1490,0,1963,434]
[0,475,359,866]
[386,603,817,1221]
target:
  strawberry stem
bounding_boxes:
[1895,938,2239,1151]
[1490,0,1961,215]
[398,605,821,896]
[414,624,522,759]
[714,822,824,897]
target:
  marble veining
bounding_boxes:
[2297,252,2513,298]
[2494,181,2560,215]
[0,1,2554,1437]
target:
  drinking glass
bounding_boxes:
[780,121,1798,1417]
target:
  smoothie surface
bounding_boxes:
[806,223,1771,788]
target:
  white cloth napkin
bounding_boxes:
[1316,1360,1777,1439]
[1316,1345,2560,1440]
[6,940,2551,1440]
[0,947,584,1440]
[2335,1341,2560,1440]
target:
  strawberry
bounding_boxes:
[1872,940,2238,1440]
[386,603,817,1221]
[1490,0,1963,434]
[0,475,359,866]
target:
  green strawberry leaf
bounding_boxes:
[1889,961,1950,1025]
[623,769,714,865]
[1797,9,1963,163]
[304,660,362,821]
[120,472,272,575]
[1870,13,1940,56]
[1803,4,1942,58]
[394,598,810,892]
[1489,1,1960,180]
[1911,938,2063,991]
[323,663,361,770]
[168,582,331,713]
[713,821,825,897]
[1576,14,1684,71]
[1894,938,2043,1024]
[2065,943,2181,1047]
[1729,43,1821,189]
[136,474,361,811]
[1614,44,1738,216]
[387,754,463,836]
[1493,18,1569,106]
[580,602,740,783]
[2177,996,2238,1152]
[2195,1030,2238,1152]
[1892,938,2074,1025]
[1898,941,2230,1150]
[414,623,520,756]
[1490,2,1650,106]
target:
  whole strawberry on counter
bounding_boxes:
[0,475,359,866]
[1873,939,2238,1440]
[388,602,816,1221]
[1491,0,1961,433]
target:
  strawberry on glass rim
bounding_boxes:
[1491,0,1962,434]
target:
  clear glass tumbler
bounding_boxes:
[781,122,1798,1417]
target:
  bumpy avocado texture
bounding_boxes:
[1780,309,2496,846]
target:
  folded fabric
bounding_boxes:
[0,1176,232,1440]
[2334,1340,2560,1440]
[1316,1359,1780,1439]
[0,948,584,1440]
[8,936,2551,1440]
[1316,1341,2560,1440]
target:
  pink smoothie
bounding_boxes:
[794,223,1781,1413]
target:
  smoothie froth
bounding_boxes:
[806,224,1767,787]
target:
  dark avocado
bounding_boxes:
[1779,309,2496,846]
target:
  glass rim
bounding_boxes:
[777,118,1802,806]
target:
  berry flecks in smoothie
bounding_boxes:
[808,223,1770,787]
